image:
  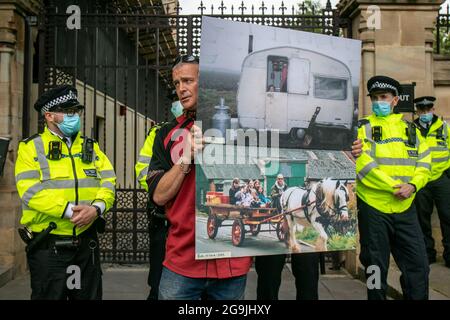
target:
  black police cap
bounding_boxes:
[367,75,401,97]
[414,96,436,108]
[34,85,83,113]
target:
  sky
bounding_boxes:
[179,0,449,15]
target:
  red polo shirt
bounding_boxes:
[147,114,252,278]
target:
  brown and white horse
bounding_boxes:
[280,178,349,253]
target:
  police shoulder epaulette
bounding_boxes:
[21,133,40,144]
[402,119,418,129]
[146,122,167,136]
[81,136,98,143]
[357,119,370,128]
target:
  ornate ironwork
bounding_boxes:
[436,4,450,54]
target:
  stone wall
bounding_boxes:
[0,0,42,282]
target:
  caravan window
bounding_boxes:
[314,76,347,100]
[267,56,288,93]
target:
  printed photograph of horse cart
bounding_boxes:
[195,17,360,259]
[195,145,358,259]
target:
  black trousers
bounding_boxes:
[415,173,450,264]
[255,253,319,300]
[357,197,429,300]
[27,226,102,300]
[147,217,169,300]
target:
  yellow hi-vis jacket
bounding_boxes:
[416,117,450,182]
[356,113,431,213]
[15,127,116,236]
[135,124,163,191]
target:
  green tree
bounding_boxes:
[294,0,331,34]
[434,28,450,55]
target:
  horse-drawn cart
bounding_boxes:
[205,203,288,247]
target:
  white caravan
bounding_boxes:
[236,46,354,146]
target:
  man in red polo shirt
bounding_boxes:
[147,55,252,300]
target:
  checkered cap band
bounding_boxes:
[415,99,433,107]
[41,90,78,114]
[370,81,399,96]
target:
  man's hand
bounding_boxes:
[190,124,204,161]
[71,205,97,228]
[393,183,416,200]
[351,139,363,158]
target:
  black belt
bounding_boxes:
[30,225,96,250]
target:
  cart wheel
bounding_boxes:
[249,224,261,236]
[232,219,245,246]
[207,215,218,239]
[276,221,288,243]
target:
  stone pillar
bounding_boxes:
[338,0,444,117]
[337,0,444,277]
[0,0,42,281]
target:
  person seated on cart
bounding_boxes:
[247,179,256,193]
[250,190,263,208]
[271,174,288,212]
[235,185,253,207]
[256,185,271,206]
[229,178,241,205]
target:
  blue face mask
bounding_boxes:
[419,112,433,123]
[171,100,184,118]
[372,101,392,117]
[56,114,81,137]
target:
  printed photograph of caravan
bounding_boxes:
[195,17,361,260]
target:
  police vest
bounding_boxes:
[15,127,116,236]
[419,118,450,181]
[356,113,431,213]
[135,123,165,191]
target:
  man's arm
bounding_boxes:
[153,163,189,206]
[148,124,203,206]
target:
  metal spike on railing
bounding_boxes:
[271,4,275,15]
[326,0,332,10]
[239,1,247,15]
[175,3,182,15]
[300,2,306,14]
[219,1,226,15]
[252,4,255,15]
[198,1,206,15]
[231,4,234,15]
[211,4,214,14]
[260,1,267,15]
[292,5,295,15]
[280,1,287,16]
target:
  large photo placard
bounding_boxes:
[195,17,361,259]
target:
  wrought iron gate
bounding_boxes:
[38,0,348,264]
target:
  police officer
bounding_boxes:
[356,76,431,300]
[15,85,116,300]
[134,90,182,300]
[413,96,450,267]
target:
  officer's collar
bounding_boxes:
[45,126,78,144]
[370,113,403,122]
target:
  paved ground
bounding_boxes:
[0,262,367,300]
[1,260,448,300]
